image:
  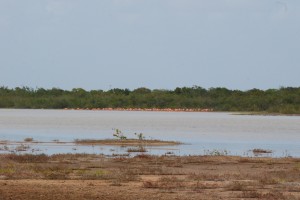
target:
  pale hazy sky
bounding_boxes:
[0,0,299,91]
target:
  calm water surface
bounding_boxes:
[0,109,299,157]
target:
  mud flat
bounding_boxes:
[0,153,300,200]
[74,139,181,146]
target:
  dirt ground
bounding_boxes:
[0,154,300,200]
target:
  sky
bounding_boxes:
[0,0,299,91]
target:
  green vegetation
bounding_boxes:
[113,129,145,141]
[0,86,299,114]
[113,129,127,140]
[134,132,145,140]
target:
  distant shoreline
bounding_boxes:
[1,86,299,115]
[63,107,214,112]
[233,112,300,117]
[2,108,300,116]
[62,108,300,116]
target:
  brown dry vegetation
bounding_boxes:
[0,154,300,199]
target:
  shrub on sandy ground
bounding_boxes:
[260,191,297,200]
[24,138,34,142]
[143,176,185,191]
[30,163,73,180]
[133,154,153,159]
[187,172,237,181]
[226,181,248,191]
[127,146,147,153]
[239,191,290,199]
[240,191,260,198]
[143,181,159,188]
[4,154,49,163]
[252,148,272,154]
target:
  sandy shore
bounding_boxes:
[0,154,300,199]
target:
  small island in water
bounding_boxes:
[75,129,181,146]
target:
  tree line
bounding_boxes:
[0,86,299,114]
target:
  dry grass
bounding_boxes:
[143,176,185,191]
[3,154,50,163]
[226,181,249,191]
[1,154,300,199]
[240,191,261,198]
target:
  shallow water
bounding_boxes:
[0,109,299,157]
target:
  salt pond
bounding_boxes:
[0,109,299,157]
